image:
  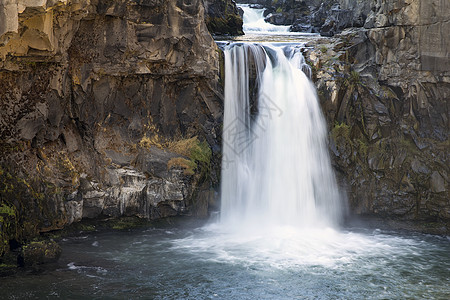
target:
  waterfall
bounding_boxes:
[238,4,290,33]
[220,43,343,230]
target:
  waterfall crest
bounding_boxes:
[221,43,343,230]
[238,4,290,33]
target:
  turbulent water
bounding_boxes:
[1,225,449,299]
[2,4,450,300]
[221,42,342,229]
[238,4,290,33]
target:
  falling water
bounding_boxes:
[238,4,290,33]
[220,43,343,230]
[2,5,449,300]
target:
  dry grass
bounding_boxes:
[167,137,198,156]
[138,120,212,177]
[167,157,197,175]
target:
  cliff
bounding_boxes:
[0,0,222,260]
[305,0,449,233]
[204,0,243,35]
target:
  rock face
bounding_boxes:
[0,0,222,259]
[204,0,243,35]
[305,0,449,233]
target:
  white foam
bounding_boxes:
[238,4,291,34]
[221,43,343,230]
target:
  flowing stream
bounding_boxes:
[2,5,449,300]
[239,4,290,33]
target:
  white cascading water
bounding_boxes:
[239,4,290,33]
[221,43,343,230]
[161,8,450,297]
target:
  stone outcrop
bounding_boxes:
[0,0,222,260]
[305,0,449,233]
[204,0,243,35]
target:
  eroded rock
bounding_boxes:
[304,0,449,232]
[0,0,221,261]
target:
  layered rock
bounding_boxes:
[204,0,243,35]
[305,0,449,233]
[0,0,222,259]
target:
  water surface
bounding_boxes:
[1,223,449,299]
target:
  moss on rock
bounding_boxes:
[19,240,62,267]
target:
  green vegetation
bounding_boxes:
[138,120,212,178]
[349,70,360,84]
[189,138,212,176]
[0,203,16,217]
[167,137,212,178]
[56,152,80,188]
[0,142,25,154]
[168,157,197,175]
[356,139,368,158]
[380,85,398,100]
[110,217,149,230]
[0,203,18,257]
[331,122,351,142]
[331,122,369,160]
[0,164,67,258]
[206,14,243,35]
[398,137,420,155]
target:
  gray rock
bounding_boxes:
[430,171,446,193]
[134,148,178,178]
[411,159,430,175]
[304,0,449,233]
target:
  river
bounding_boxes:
[2,5,449,299]
[1,222,449,299]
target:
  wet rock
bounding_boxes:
[303,0,449,233]
[265,12,295,26]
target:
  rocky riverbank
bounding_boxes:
[303,0,449,234]
[0,0,222,265]
[0,0,448,271]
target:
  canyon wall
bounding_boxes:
[0,0,222,258]
[232,0,448,232]
[306,0,449,233]
[0,0,448,265]
[204,0,243,35]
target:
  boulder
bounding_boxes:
[19,240,62,267]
